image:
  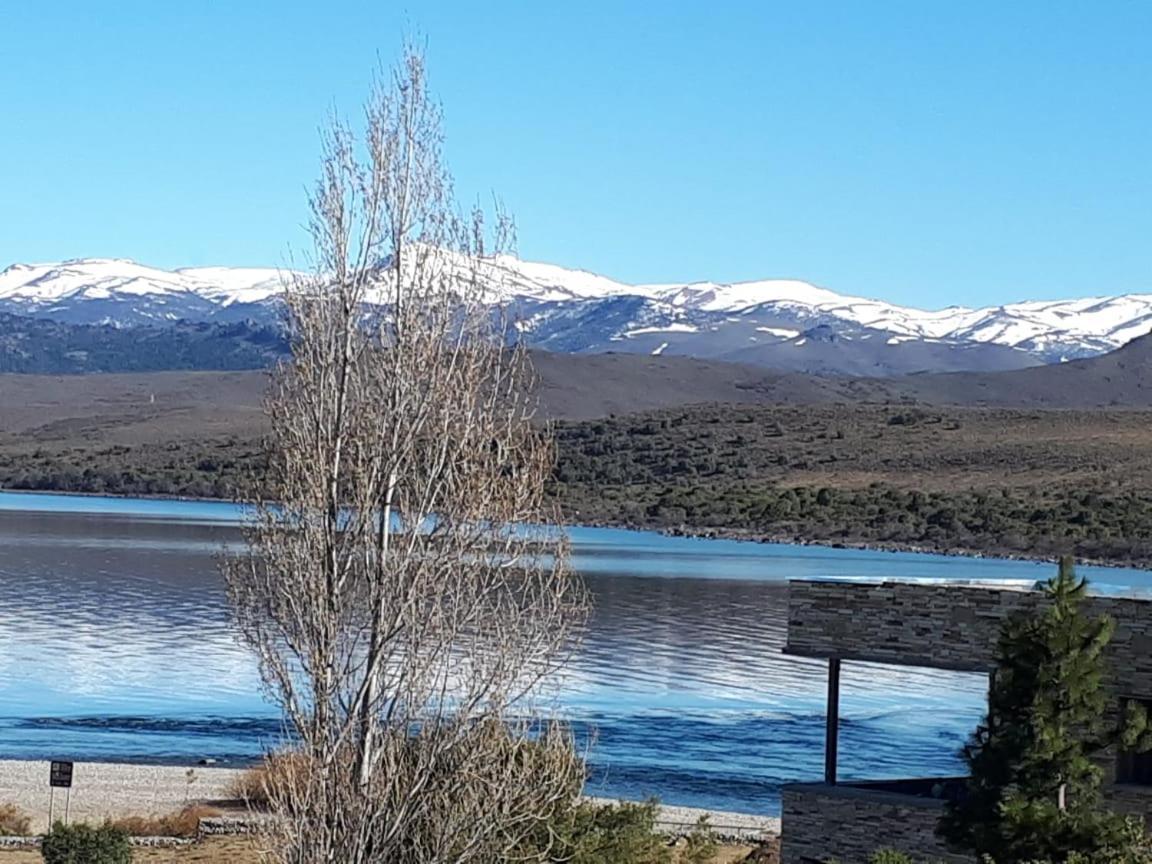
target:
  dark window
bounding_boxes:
[1117,698,1152,786]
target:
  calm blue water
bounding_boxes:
[1,491,1148,814]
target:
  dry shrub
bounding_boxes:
[225,764,268,805]
[249,722,583,863]
[108,804,222,837]
[225,752,311,809]
[0,802,30,836]
[737,837,781,864]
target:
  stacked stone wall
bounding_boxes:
[782,580,1152,860]
[787,580,1152,693]
[780,784,972,864]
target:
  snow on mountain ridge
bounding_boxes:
[0,258,282,304]
[174,266,289,304]
[485,255,636,301]
[1,256,1150,362]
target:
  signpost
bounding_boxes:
[48,761,74,826]
[50,761,73,788]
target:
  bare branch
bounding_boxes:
[223,43,588,864]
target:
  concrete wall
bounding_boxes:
[780,783,973,864]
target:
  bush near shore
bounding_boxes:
[40,822,132,864]
[0,805,30,837]
[107,806,222,839]
[226,757,725,862]
[0,793,764,863]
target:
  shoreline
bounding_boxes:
[4,486,1147,571]
[570,516,1152,572]
[0,759,779,839]
[654,524,1148,571]
[0,486,244,507]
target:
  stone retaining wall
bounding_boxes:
[780,783,973,864]
[199,815,268,835]
[0,836,194,848]
[200,810,779,843]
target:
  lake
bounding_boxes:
[2,490,1149,814]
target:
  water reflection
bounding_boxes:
[2,493,1107,813]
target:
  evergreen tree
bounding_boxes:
[939,556,1152,863]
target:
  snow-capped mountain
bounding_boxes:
[2,256,1150,375]
[0,259,285,326]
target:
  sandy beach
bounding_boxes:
[0,759,779,840]
[0,761,242,833]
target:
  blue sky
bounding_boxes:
[2,1,1150,308]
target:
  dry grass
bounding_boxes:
[0,804,30,837]
[224,752,311,809]
[733,837,780,863]
[107,805,223,838]
[0,836,263,862]
[224,764,268,805]
[0,837,763,863]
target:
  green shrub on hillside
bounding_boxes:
[12,402,1152,565]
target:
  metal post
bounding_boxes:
[825,657,841,785]
[64,787,71,825]
[48,788,54,827]
[988,668,997,730]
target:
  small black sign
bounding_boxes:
[50,761,73,789]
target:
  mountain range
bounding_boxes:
[3,256,1152,377]
[0,313,284,374]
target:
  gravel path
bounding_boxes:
[0,759,779,840]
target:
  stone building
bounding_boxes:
[779,579,1152,864]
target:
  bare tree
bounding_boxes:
[223,46,588,864]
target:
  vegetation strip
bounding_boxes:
[6,402,1152,566]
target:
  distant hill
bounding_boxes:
[5,334,1152,565]
[2,318,1151,418]
[712,323,1040,377]
[6,366,1152,566]
[0,313,287,373]
[534,332,1152,417]
[529,351,888,418]
[889,331,1152,408]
